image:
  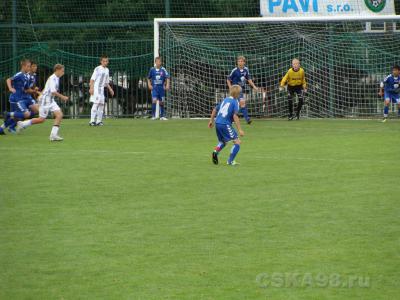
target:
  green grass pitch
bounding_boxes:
[0,119,399,299]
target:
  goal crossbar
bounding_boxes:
[154,15,400,57]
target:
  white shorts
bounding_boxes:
[39,101,61,118]
[90,93,105,104]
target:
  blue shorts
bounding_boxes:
[15,98,35,113]
[384,92,400,104]
[22,96,36,107]
[152,88,165,101]
[10,101,18,112]
[216,123,238,143]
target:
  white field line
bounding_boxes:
[1,148,390,164]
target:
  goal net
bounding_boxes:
[155,16,400,119]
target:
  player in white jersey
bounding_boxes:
[16,64,69,141]
[89,55,114,126]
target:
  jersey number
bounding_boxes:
[218,102,230,118]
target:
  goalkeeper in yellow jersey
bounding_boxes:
[280,58,307,120]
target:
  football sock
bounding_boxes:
[90,104,97,123]
[50,125,60,137]
[8,119,17,130]
[96,104,104,123]
[288,99,294,117]
[9,112,25,119]
[228,144,240,164]
[384,106,389,117]
[152,102,156,117]
[20,120,32,128]
[297,97,304,117]
[240,107,250,122]
[214,142,226,153]
[160,103,165,117]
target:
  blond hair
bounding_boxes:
[53,64,64,72]
[229,85,242,99]
[237,56,246,62]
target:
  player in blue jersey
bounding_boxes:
[0,59,33,135]
[147,57,170,121]
[208,85,244,166]
[25,62,40,100]
[379,65,400,122]
[227,56,259,125]
[9,62,40,131]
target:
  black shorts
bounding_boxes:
[287,85,304,97]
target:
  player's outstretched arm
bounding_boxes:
[279,71,289,91]
[233,114,244,136]
[89,79,95,95]
[165,78,170,91]
[208,108,217,128]
[226,79,232,89]
[107,84,114,97]
[52,91,69,102]
[379,87,384,97]
[248,79,258,91]
[302,71,307,93]
[6,78,16,93]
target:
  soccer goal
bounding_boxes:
[154,15,400,119]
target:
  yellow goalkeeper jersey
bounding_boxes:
[280,67,307,89]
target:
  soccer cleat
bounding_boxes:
[227,160,240,166]
[96,122,104,126]
[247,119,252,125]
[89,122,96,126]
[212,151,219,165]
[8,127,17,134]
[0,127,5,135]
[151,117,157,120]
[382,117,387,123]
[160,117,168,121]
[288,115,294,121]
[50,135,64,141]
[16,121,24,133]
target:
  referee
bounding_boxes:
[280,58,307,120]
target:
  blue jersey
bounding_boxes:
[27,73,38,89]
[9,72,29,103]
[228,67,251,88]
[215,97,239,125]
[148,67,170,90]
[383,74,400,94]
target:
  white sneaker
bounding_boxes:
[50,135,64,141]
[227,160,240,166]
[160,117,168,121]
[16,121,24,134]
[151,117,157,120]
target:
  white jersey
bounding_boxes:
[40,74,60,106]
[91,65,109,96]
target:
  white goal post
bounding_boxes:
[154,15,400,119]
